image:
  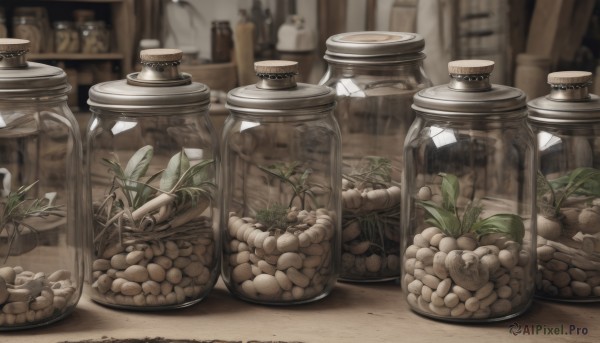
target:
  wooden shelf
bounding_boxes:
[2,279,598,342]
[28,53,125,61]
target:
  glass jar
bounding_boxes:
[319,31,431,282]
[211,21,233,63]
[54,21,79,53]
[402,60,536,322]
[86,49,220,310]
[80,21,109,54]
[0,39,83,329]
[222,61,341,304]
[12,16,42,53]
[528,71,600,302]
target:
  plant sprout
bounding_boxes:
[417,173,525,244]
[258,161,326,210]
[0,180,64,260]
[94,145,215,252]
[537,167,600,217]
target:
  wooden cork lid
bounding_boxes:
[548,71,592,84]
[255,60,298,74]
[448,60,495,75]
[140,49,183,63]
[0,38,30,52]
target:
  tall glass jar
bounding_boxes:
[0,39,83,329]
[528,71,600,302]
[319,31,431,282]
[402,60,536,322]
[86,49,220,310]
[222,61,341,304]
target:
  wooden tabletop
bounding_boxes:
[3,278,598,343]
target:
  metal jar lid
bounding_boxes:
[0,38,70,98]
[412,60,526,116]
[528,71,600,123]
[88,49,210,113]
[226,60,335,115]
[324,31,425,65]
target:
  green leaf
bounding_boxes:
[460,201,482,234]
[124,145,154,182]
[101,158,126,179]
[471,213,525,244]
[556,167,600,209]
[417,200,461,237]
[160,150,190,191]
[440,173,459,212]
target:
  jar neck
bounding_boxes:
[548,83,590,101]
[0,50,28,69]
[325,60,424,78]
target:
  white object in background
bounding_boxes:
[276,15,316,52]
[139,39,160,50]
[0,168,11,197]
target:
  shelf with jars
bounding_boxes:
[0,0,135,109]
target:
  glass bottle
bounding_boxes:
[86,49,220,310]
[402,60,536,321]
[54,21,79,53]
[0,38,83,330]
[80,21,109,54]
[12,16,42,53]
[222,60,341,304]
[528,71,600,302]
[319,31,431,282]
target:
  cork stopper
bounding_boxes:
[547,71,593,101]
[254,60,298,90]
[140,49,183,63]
[131,48,188,85]
[448,60,495,75]
[0,38,30,68]
[0,38,30,53]
[255,60,298,75]
[548,71,592,85]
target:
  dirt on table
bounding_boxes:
[59,338,302,343]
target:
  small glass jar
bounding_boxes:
[319,31,431,282]
[528,71,600,302]
[402,60,536,322]
[0,38,83,330]
[54,21,79,53]
[222,61,341,304]
[12,16,42,53]
[86,49,220,310]
[80,21,109,54]
[211,21,233,63]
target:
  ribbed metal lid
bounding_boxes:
[226,60,335,114]
[324,31,425,64]
[88,49,210,112]
[0,38,70,97]
[412,60,526,115]
[528,71,600,123]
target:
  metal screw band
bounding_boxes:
[0,49,29,58]
[256,72,297,80]
[449,74,490,82]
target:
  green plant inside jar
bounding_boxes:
[340,156,401,277]
[417,173,524,244]
[226,161,335,300]
[404,173,530,319]
[1,181,63,260]
[535,168,600,298]
[94,145,215,254]
[536,168,600,240]
[1,180,78,326]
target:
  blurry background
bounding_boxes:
[1,0,599,122]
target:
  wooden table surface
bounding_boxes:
[2,278,598,343]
